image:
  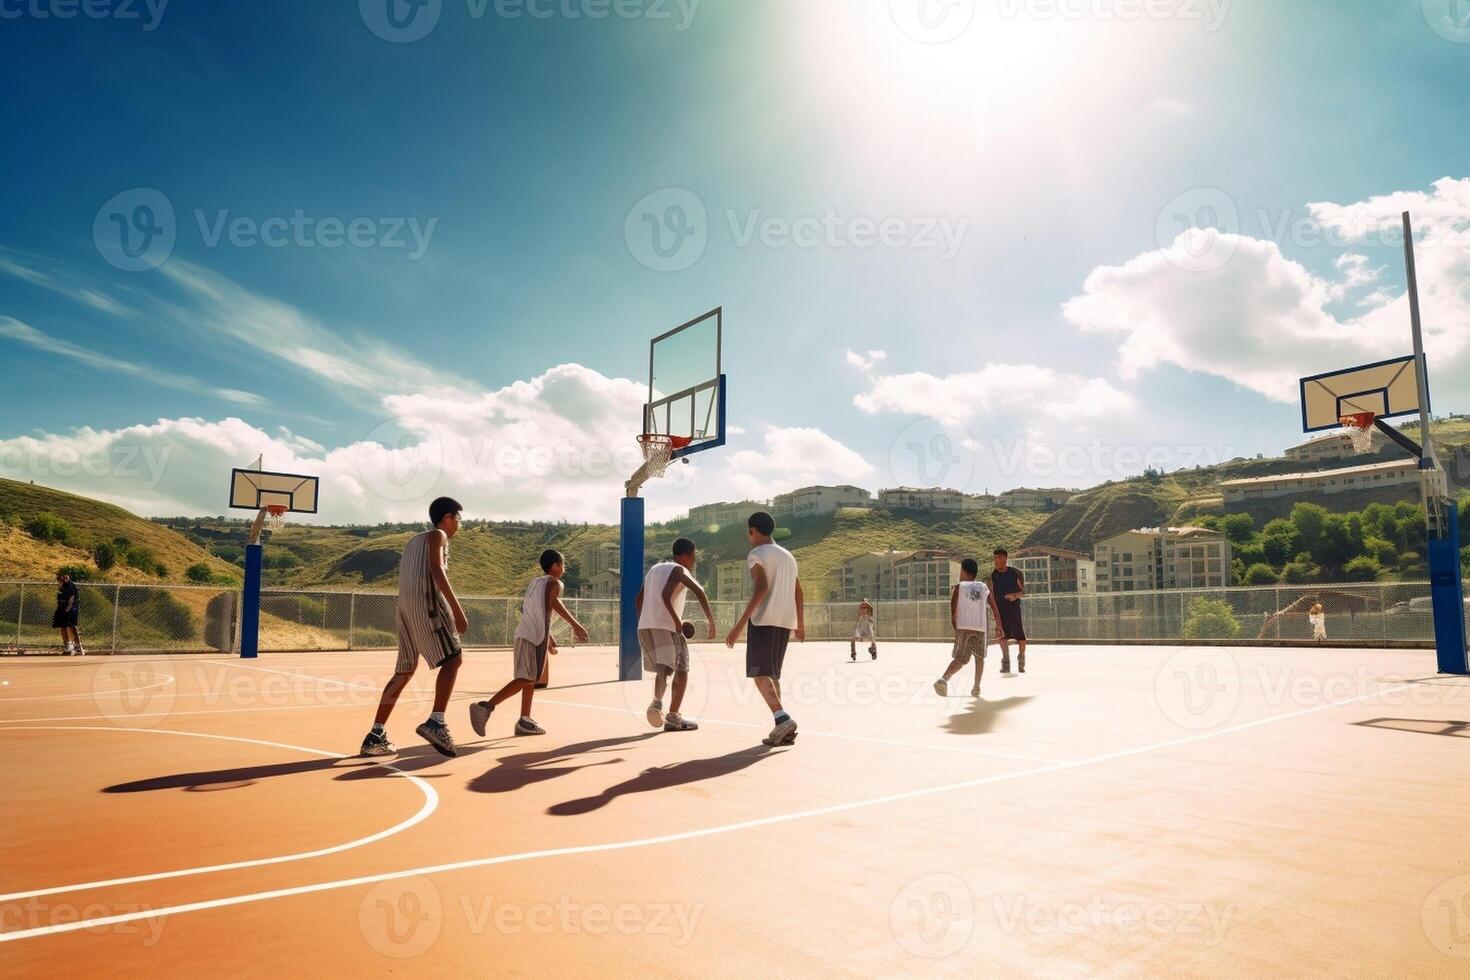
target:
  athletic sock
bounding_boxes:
[773,710,790,725]
[429,711,445,725]
[520,715,532,723]
[372,723,386,735]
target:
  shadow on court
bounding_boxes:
[1352,717,1470,738]
[942,695,1034,736]
[102,745,481,793]
[468,733,661,794]
[546,744,779,816]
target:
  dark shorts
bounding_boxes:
[745,624,791,679]
[53,608,78,629]
[997,604,1026,642]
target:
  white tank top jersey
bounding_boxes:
[638,561,689,633]
[748,542,799,630]
[955,580,990,632]
[514,575,553,644]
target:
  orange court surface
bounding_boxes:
[3,641,1469,976]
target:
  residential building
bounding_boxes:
[891,550,962,599]
[581,541,619,579]
[716,560,749,603]
[687,500,767,529]
[1010,546,1096,595]
[1219,460,1421,504]
[583,568,621,600]
[771,485,873,519]
[877,487,990,512]
[1283,430,1384,463]
[837,552,893,602]
[996,488,1078,511]
[1093,527,1232,593]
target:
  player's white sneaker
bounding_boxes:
[970,684,981,697]
[469,700,493,737]
[762,717,797,746]
[646,700,665,729]
[933,678,948,697]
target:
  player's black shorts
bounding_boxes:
[745,624,791,679]
[997,605,1026,642]
[52,608,78,628]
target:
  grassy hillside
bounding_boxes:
[0,478,240,585]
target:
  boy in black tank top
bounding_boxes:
[989,549,1027,673]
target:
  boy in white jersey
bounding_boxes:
[934,558,1004,698]
[360,497,468,758]
[725,511,804,746]
[470,549,588,737]
[636,537,716,732]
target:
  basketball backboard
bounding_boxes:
[645,307,725,459]
[1299,355,1425,432]
[229,468,320,513]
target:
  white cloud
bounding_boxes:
[718,427,875,501]
[845,349,889,372]
[1063,177,1470,404]
[0,251,134,318]
[853,362,1133,421]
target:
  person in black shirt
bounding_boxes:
[989,549,1026,673]
[53,570,84,655]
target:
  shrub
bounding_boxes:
[185,563,213,584]
[92,541,117,571]
[57,565,90,582]
[1342,555,1384,582]
[1220,513,1256,544]
[25,512,74,545]
[124,546,157,571]
[1243,563,1278,586]
[153,563,169,578]
[350,627,397,649]
[1183,597,1242,640]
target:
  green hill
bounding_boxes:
[0,478,240,585]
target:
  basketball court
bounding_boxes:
[3,642,1469,974]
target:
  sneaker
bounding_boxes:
[360,730,396,757]
[1001,660,1011,674]
[646,700,665,729]
[469,700,494,737]
[970,685,981,697]
[62,644,74,655]
[762,717,798,746]
[75,646,86,656]
[1019,653,1026,673]
[933,678,948,697]
[664,714,699,732]
[416,720,458,757]
[869,645,877,659]
[514,717,546,736]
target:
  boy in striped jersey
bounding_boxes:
[471,549,588,737]
[359,497,468,758]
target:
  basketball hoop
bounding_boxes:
[263,504,289,532]
[635,433,693,480]
[1339,412,1377,454]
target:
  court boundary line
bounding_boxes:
[0,726,438,904]
[0,679,1421,943]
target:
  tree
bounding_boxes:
[1280,552,1322,584]
[1260,519,1302,566]
[1361,535,1399,568]
[1183,597,1242,639]
[1243,562,1278,586]
[185,563,213,583]
[1220,513,1256,544]
[1318,514,1364,573]
[1342,555,1384,582]
[1291,502,1328,554]
[92,541,117,571]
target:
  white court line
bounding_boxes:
[0,680,1421,943]
[0,673,175,702]
[0,726,438,904]
[535,695,1061,763]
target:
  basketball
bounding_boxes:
[682,621,695,639]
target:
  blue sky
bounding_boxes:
[1,0,1468,522]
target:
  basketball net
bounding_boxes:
[626,434,692,497]
[1339,412,1376,454]
[263,504,289,533]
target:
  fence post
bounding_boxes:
[15,583,22,649]
[348,592,356,651]
[112,584,121,653]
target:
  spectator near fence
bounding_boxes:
[53,570,84,655]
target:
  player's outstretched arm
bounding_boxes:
[549,578,589,643]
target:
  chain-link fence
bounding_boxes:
[0,580,1449,654]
